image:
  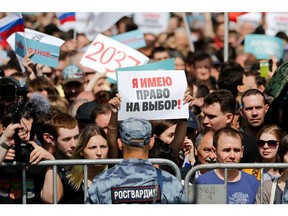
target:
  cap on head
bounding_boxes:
[119,117,152,148]
[62,65,84,85]
[75,101,96,122]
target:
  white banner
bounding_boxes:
[265,13,288,36]
[117,70,189,121]
[133,12,170,35]
[80,34,149,80]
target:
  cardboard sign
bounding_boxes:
[116,70,189,121]
[244,34,284,61]
[189,184,227,204]
[80,34,149,80]
[7,28,65,69]
[14,33,62,67]
[110,29,146,50]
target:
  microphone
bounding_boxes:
[25,93,51,143]
[25,93,51,120]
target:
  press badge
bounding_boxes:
[111,185,161,204]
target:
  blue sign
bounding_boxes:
[15,33,61,67]
[244,34,284,61]
[115,58,175,82]
[110,29,146,50]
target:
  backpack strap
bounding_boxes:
[269,178,278,204]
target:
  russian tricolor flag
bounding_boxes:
[0,13,25,45]
[56,12,76,25]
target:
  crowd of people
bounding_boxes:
[0,12,288,204]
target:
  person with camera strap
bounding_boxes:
[0,123,24,164]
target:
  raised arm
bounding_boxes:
[107,93,121,159]
[169,87,193,166]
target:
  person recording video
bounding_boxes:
[0,76,55,204]
[0,123,24,164]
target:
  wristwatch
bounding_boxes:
[0,140,12,150]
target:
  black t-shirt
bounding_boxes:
[59,176,84,204]
[240,131,259,163]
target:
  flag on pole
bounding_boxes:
[228,12,247,22]
[56,12,132,41]
[56,12,76,25]
[0,13,24,47]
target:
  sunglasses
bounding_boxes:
[256,140,279,148]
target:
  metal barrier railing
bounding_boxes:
[1,158,181,204]
[184,163,288,204]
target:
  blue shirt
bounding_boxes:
[194,170,260,204]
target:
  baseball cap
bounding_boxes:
[119,117,152,148]
[62,65,84,85]
[187,110,198,129]
[75,101,96,122]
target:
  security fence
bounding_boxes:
[2,161,288,204]
[1,158,181,204]
[184,163,288,204]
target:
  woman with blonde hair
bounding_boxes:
[66,124,108,191]
[41,124,109,203]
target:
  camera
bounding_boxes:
[15,141,35,165]
[0,77,33,164]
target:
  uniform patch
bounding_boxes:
[111,185,161,204]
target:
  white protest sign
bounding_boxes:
[133,12,170,35]
[265,13,288,36]
[117,70,189,121]
[236,12,262,29]
[80,34,149,80]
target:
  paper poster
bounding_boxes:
[117,70,189,121]
[110,29,146,50]
[244,34,284,61]
[7,28,65,69]
[81,33,149,80]
[133,12,170,35]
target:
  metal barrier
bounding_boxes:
[184,163,288,204]
[1,158,181,204]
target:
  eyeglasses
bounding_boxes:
[256,140,279,148]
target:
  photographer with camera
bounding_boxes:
[0,102,55,203]
[0,123,24,164]
[0,75,56,203]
